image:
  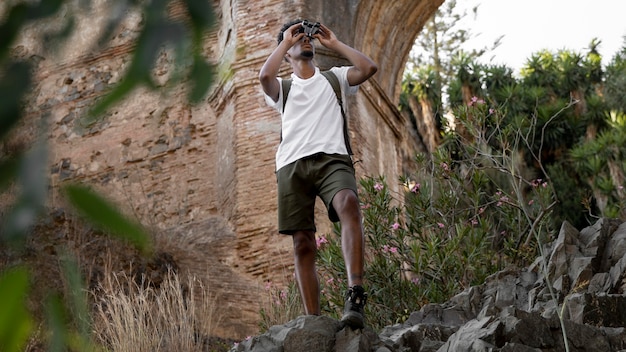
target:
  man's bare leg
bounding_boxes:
[292,230,320,315]
[332,188,367,329]
[332,189,365,286]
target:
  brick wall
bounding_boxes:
[7,0,443,338]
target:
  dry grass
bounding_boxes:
[91,266,222,352]
[1,209,236,351]
[258,280,301,332]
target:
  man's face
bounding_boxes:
[289,35,315,61]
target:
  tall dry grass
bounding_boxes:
[91,267,221,352]
[258,280,301,332]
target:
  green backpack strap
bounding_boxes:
[280,70,353,155]
[281,78,292,113]
[320,70,353,155]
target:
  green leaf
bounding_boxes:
[184,0,216,30]
[0,155,19,191]
[189,56,214,103]
[63,184,153,255]
[1,201,39,245]
[0,61,31,141]
[45,294,67,352]
[1,142,48,245]
[0,267,32,352]
[0,0,64,61]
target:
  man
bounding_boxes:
[258,19,377,329]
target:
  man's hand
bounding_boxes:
[283,22,307,49]
[313,24,339,49]
[313,23,378,86]
[259,22,307,102]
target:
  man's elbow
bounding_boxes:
[367,63,378,78]
[259,70,271,84]
[360,61,377,80]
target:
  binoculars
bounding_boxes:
[298,20,321,38]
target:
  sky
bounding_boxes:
[452,0,626,74]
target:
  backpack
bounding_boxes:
[280,70,353,155]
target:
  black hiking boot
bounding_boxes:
[341,285,367,329]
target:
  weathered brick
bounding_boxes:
[6,0,443,338]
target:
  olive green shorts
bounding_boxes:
[276,153,357,234]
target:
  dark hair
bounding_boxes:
[277,19,303,45]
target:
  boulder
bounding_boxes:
[233,219,626,351]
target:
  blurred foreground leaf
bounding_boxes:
[189,55,214,103]
[1,141,48,245]
[0,156,19,192]
[0,61,31,141]
[64,184,153,255]
[0,267,32,352]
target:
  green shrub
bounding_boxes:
[264,98,560,331]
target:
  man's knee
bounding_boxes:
[292,231,316,257]
[333,189,360,215]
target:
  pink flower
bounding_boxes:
[528,199,534,205]
[441,163,449,172]
[468,96,485,106]
[411,277,420,285]
[437,222,445,228]
[316,235,328,248]
[391,222,400,230]
[410,183,421,193]
[382,245,398,254]
[264,281,272,290]
[374,182,384,191]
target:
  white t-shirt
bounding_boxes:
[264,66,358,171]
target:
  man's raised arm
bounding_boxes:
[259,23,304,102]
[314,24,378,86]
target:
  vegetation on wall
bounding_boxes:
[263,7,626,337]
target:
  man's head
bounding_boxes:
[277,19,303,45]
[278,19,319,62]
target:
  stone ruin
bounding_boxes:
[231,218,626,351]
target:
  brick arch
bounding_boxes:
[354,0,444,101]
[293,0,443,102]
[9,0,446,339]
[207,0,446,337]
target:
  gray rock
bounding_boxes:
[234,219,626,352]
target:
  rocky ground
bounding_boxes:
[3,211,626,351]
[232,218,626,352]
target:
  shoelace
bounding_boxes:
[347,287,368,306]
